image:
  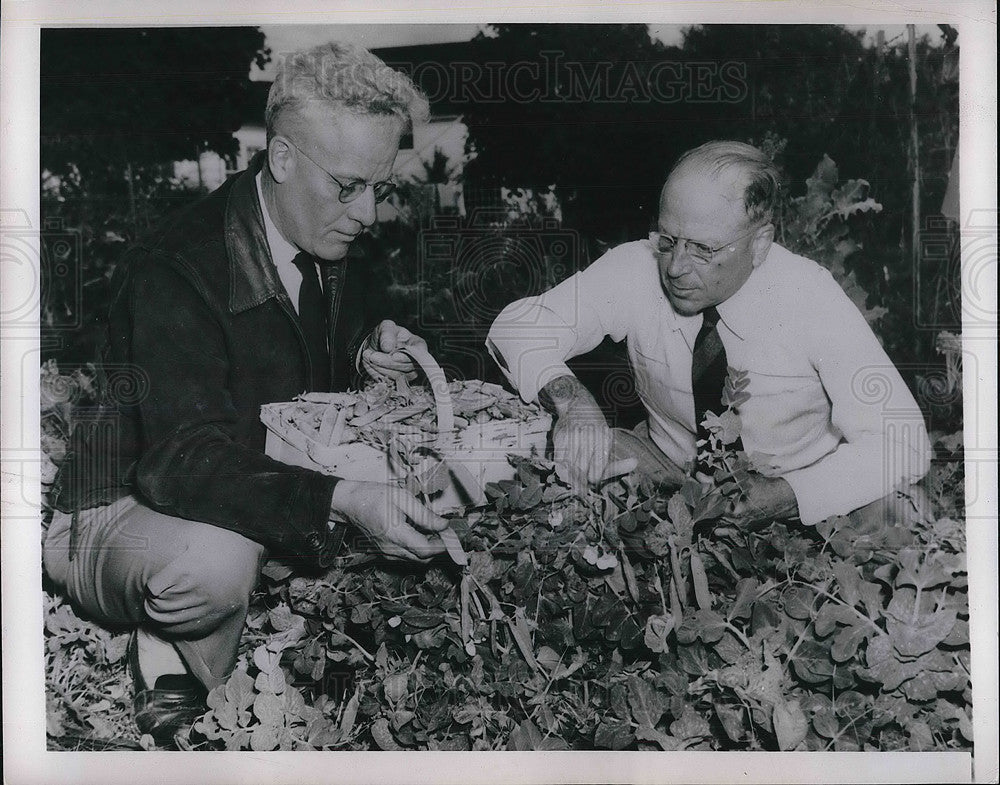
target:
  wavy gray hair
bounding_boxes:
[265,42,429,141]
[668,140,782,226]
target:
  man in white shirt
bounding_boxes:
[487,140,931,528]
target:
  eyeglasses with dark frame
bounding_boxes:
[648,226,758,265]
[284,137,397,204]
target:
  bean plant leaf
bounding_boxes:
[728,577,759,621]
[627,676,669,728]
[887,607,958,659]
[255,668,286,695]
[781,586,815,620]
[894,548,954,591]
[383,673,409,705]
[831,624,869,662]
[225,668,256,710]
[371,718,404,750]
[701,410,742,446]
[253,692,285,727]
[691,491,732,524]
[644,614,674,654]
[508,720,539,750]
[250,723,280,751]
[261,560,294,582]
[832,561,861,607]
[773,699,809,750]
[635,725,685,750]
[594,718,635,750]
[789,638,836,684]
[253,645,280,674]
[676,609,727,645]
[713,701,747,742]
[669,706,710,740]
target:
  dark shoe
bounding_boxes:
[128,632,207,743]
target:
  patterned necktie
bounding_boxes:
[691,306,742,453]
[291,252,330,391]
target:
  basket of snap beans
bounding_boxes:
[261,345,550,513]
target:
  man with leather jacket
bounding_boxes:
[44,42,446,741]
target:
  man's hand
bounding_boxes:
[719,473,799,528]
[331,479,448,561]
[360,320,426,382]
[539,374,636,491]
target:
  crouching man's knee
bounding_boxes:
[143,525,265,638]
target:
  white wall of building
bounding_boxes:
[222,115,470,221]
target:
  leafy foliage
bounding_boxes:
[188,455,972,752]
[778,154,887,326]
[41,359,970,753]
[40,28,269,367]
[37,24,967,752]
[44,592,138,749]
[41,28,269,178]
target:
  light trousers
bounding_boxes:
[44,496,266,690]
[610,420,931,528]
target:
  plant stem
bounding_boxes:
[654,571,669,617]
[724,622,752,650]
[337,631,375,663]
[665,534,687,611]
[789,578,881,633]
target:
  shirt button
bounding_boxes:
[307,532,322,549]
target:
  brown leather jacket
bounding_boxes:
[54,154,382,566]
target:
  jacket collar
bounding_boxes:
[226,151,286,314]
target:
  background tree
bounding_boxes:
[680,24,960,382]
[41,27,270,198]
[40,27,270,364]
[455,23,960,430]
[460,24,679,249]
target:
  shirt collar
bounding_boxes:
[255,171,300,268]
[714,242,780,340]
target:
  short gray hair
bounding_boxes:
[265,42,430,141]
[669,140,782,225]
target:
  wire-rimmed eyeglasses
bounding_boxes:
[648,227,757,265]
[285,137,397,204]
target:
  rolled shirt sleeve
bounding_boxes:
[487,243,641,402]
[780,267,932,524]
[487,239,931,526]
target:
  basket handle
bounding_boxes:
[399,344,455,448]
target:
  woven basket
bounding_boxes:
[261,346,550,513]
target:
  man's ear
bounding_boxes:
[750,222,775,268]
[267,136,293,184]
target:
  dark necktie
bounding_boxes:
[291,252,330,391]
[691,306,742,454]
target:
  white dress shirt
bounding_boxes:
[255,173,366,389]
[256,172,320,313]
[487,239,931,524]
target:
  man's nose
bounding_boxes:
[346,186,378,227]
[664,242,694,277]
